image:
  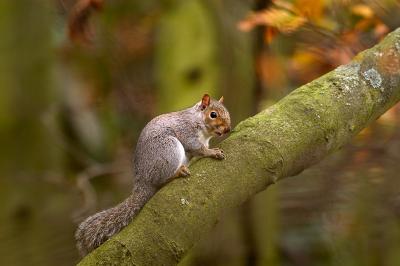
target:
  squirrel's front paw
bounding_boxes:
[212,148,225,160]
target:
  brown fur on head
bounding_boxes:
[200,94,231,137]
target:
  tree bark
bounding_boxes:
[78,28,400,265]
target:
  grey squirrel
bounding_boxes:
[75,94,231,256]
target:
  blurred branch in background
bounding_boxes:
[73,162,122,222]
[68,0,103,43]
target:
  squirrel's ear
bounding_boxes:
[218,96,224,103]
[201,94,210,110]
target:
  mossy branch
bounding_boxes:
[78,28,400,265]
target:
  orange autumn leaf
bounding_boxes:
[295,0,325,21]
[238,8,307,33]
[264,27,279,43]
[263,8,307,33]
[353,17,375,32]
[374,22,390,39]
[272,0,298,13]
[351,4,374,19]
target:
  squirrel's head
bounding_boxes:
[199,94,231,137]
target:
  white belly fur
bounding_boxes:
[172,137,187,171]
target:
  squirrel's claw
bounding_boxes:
[176,165,191,177]
[212,148,225,160]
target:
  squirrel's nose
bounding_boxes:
[224,127,231,134]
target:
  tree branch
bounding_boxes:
[78,28,400,265]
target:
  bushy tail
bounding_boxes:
[75,186,155,256]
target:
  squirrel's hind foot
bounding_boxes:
[175,165,191,178]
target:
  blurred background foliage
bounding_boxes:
[1,0,400,265]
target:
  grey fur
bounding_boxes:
[75,98,231,256]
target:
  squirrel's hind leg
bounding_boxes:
[165,137,190,181]
[174,165,191,178]
[149,136,188,186]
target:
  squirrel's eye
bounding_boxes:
[210,111,218,119]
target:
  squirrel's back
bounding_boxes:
[133,108,202,183]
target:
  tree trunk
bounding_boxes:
[0,1,74,265]
[78,28,400,265]
[156,0,219,113]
